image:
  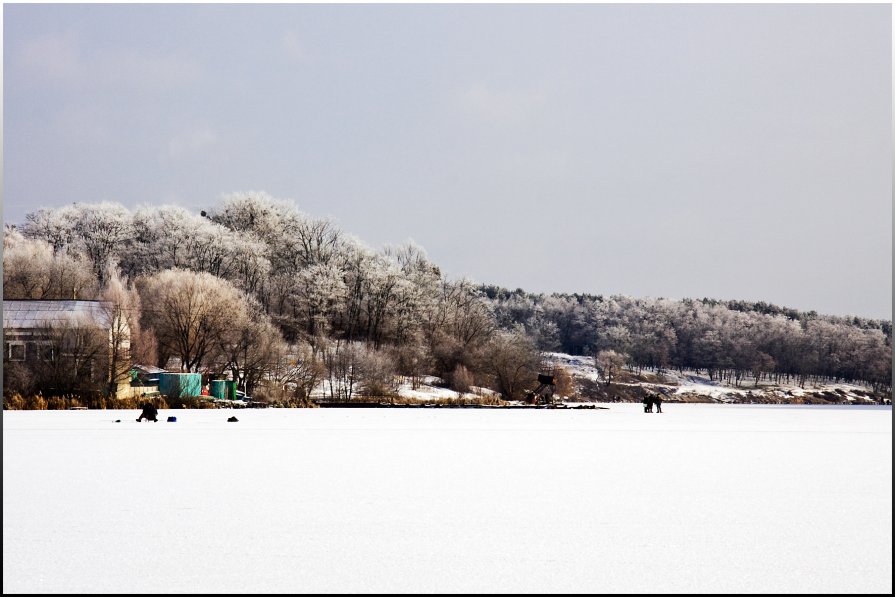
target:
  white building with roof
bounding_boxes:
[3,299,131,395]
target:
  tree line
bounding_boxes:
[3,192,891,402]
[4,194,530,401]
[485,287,892,391]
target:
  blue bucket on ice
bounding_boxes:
[167,416,177,422]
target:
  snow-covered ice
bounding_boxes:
[3,405,891,593]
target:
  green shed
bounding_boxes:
[158,373,202,398]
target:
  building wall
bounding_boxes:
[3,326,118,393]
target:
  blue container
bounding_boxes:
[167,416,177,422]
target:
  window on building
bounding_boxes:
[8,342,25,361]
[38,345,55,361]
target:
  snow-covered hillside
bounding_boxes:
[393,376,498,402]
[543,352,884,404]
[309,375,498,403]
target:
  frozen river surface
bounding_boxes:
[3,404,892,593]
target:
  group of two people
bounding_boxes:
[643,392,663,413]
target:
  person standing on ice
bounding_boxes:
[643,394,653,413]
[654,392,663,413]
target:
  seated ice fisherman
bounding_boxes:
[136,404,159,422]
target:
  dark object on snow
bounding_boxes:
[136,404,158,422]
[227,416,239,422]
[114,419,121,423]
[526,372,557,405]
[167,416,177,422]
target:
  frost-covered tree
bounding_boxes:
[356,344,399,397]
[359,254,403,345]
[20,206,79,253]
[22,202,133,285]
[3,228,97,299]
[291,263,348,341]
[137,269,253,372]
[320,340,363,402]
[206,191,291,240]
[266,341,325,402]
[483,327,541,401]
[385,241,442,344]
[595,349,627,387]
[100,269,142,396]
[72,203,134,284]
[216,304,287,394]
[208,191,341,271]
[14,196,890,395]
[486,288,891,392]
[424,279,497,378]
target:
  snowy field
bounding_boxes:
[3,405,891,593]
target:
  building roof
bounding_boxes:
[132,364,167,375]
[3,300,111,330]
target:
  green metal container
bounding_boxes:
[226,380,238,400]
[210,380,227,400]
[158,373,202,398]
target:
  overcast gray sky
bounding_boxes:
[3,4,891,319]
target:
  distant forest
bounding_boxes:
[4,192,891,400]
[485,287,891,389]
